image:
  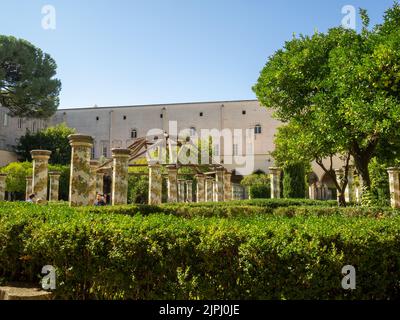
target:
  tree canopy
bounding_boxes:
[0,35,61,118]
[14,123,75,165]
[254,2,400,198]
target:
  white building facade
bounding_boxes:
[0,99,349,200]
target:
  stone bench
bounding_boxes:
[0,283,53,300]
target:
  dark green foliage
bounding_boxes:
[241,173,270,199]
[127,175,148,204]
[1,202,400,299]
[14,124,75,165]
[0,35,61,118]
[283,163,306,199]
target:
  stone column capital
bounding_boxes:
[90,160,100,167]
[49,171,61,177]
[68,134,93,148]
[387,167,400,173]
[269,167,282,174]
[0,173,7,178]
[30,150,52,160]
[111,148,131,158]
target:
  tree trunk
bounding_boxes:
[353,156,371,190]
[337,192,347,207]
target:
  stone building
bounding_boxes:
[0,99,350,200]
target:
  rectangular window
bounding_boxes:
[102,145,108,157]
[18,118,23,129]
[91,146,95,159]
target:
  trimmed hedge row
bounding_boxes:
[78,198,339,218]
[273,206,399,218]
[1,203,400,299]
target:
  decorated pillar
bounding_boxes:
[355,174,363,203]
[68,134,93,207]
[96,169,106,196]
[205,177,213,202]
[345,165,355,203]
[111,149,130,205]
[269,167,282,199]
[196,174,206,203]
[223,171,232,201]
[177,179,185,202]
[0,173,7,201]
[48,171,61,202]
[25,176,33,200]
[335,168,344,202]
[167,165,178,203]
[89,160,99,205]
[215,168,224,202]
[31,150,52,201]
[148,162,162,205]
[387,167,400,208]
[308,183,317,200]
[186,180,193,202]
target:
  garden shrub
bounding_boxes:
[0,203,400,299]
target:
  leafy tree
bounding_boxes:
[283,163,306,199]
[0,35,61,118]
[241,173,270,199]
[254,3,400,202]
[14,123,75,165]
[0,161,32,199]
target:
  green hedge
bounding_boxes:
[78,199,338,218]
[1,203,400,299]
[273,206,399,218]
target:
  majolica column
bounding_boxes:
[167,165,178,203]
[308,183,316,200]
[88,160,99,205]
[223,171,232,201]
[96,169,106,195]
[31,150,52,201]
[177,179,185,202]
[148,162,162,205]
[68,134,93,207]
[335,168,344,202]
[196,174,206,203]
[215,168,224,202]
[48,171,61,202]
[112,149,130,205]
[355,174,363,203]
[25,176,33,200]
[213,180,218,202]
[269,167,282,199]
[387,167,400,208]
[0,173,7,201]
[205,177,213,202]
[345,166,355,203]
[186,180,193,202]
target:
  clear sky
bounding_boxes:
[0,0,395,109]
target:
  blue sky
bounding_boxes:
[0,0,395,109]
